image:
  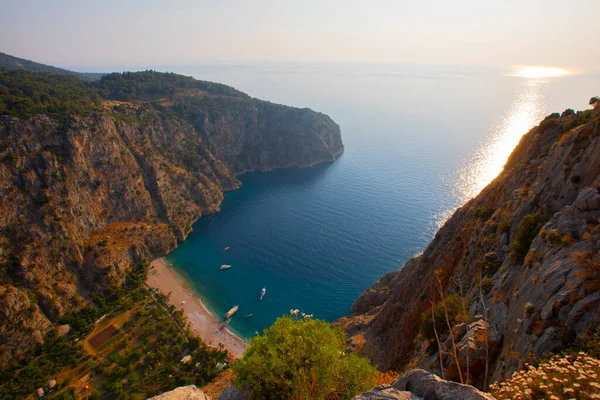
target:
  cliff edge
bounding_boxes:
[338,100,600,388]
[0,69,343,367]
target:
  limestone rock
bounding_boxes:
[353,386,418,399]
[392,369,494,400]
[148,385,209,400]
[0,89,343,367]
[574,187,600,210]
[217,386,252,400]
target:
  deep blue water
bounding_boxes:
[159,63,596,340]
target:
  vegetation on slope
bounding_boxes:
[0,52,104,81]
[0,266,226,400]
[339,99,600,390]
[0,69,102,118]
[234,314,377,399]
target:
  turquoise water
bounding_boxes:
[162,63,596,340]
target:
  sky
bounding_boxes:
[1,0,599,72]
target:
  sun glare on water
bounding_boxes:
[438,65,572,228]
[515,66,570,79]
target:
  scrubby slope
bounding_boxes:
[0,69,343,367]
[338,102,600,387]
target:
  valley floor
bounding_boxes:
[147,259,247,359]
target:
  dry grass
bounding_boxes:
[574,250,600,295]
[201,368,235,399]
[375,371,400,385]
[490,353,600,399]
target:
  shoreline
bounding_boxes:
[146,258,247,359]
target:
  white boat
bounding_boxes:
[223,305,238,319]
[224,246,230,251]
[260,287,266,300]
[220,264,232,270]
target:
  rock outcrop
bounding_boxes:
[148,385,210,400]
[338,102,600,387]
[0,80,343,366]
[354,369,493,400]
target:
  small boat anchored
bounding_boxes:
[220,264,232,270]
[224,246,230,251]
[260,287,266,300]
[223,305,239,320]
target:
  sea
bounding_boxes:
[102,62,596,341]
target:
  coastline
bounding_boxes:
[147,258,247,359]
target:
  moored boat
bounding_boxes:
[223,305,239,319]
[220,264,231,270]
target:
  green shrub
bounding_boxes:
[539,112,560,130]
[421,294,471,342]
[563,109,593,131]
[233,315,377,399]
[478,278,495,295]
[497,220,511,235]
[522,302,535,315]
[474,207,494,220]
[510,214,548,261]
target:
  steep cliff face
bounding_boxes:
[0,85,343,367]
[338,102,600,386]
[197,99,344,175]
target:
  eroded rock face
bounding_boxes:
[338,105,600,386]
[390,369,494,400]
[353,386,417,399]
[148,385,209,400]
[0,97,343,366]
[217,386,252,400]
[574,187,600,211]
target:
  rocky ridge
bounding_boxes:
[0,85,343,367]
[338,101,600,388]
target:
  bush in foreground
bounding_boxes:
[233,314,377,399]
[490,352,600,399]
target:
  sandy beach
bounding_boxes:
[147,258,247,359]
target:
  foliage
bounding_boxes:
[522,302,535,315]
[497,219,511,235]
[474,207,494,220]
[0,332,87,399]
[420,294,471,343]
[539,112,560,130]
[478,277,495,295]
[0,68,250,120]
[590,96,599,106]
[64,264,147,338]
[0,69,102,118]
[490,353,600,399]
[510,214,549,261]
[0,51,103,81]
[563,109,594,132]
[233,315,377,400]
[96,70,248,101]
[0,264,226,399]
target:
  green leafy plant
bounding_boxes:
[510,214,549,261]
[233,315,377,399]
[421,294,471,342]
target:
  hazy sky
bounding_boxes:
[2,0,599,71]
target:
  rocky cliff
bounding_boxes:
[338,101,600,388]
[0,71,343,367]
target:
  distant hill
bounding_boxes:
[0,51,104,81]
